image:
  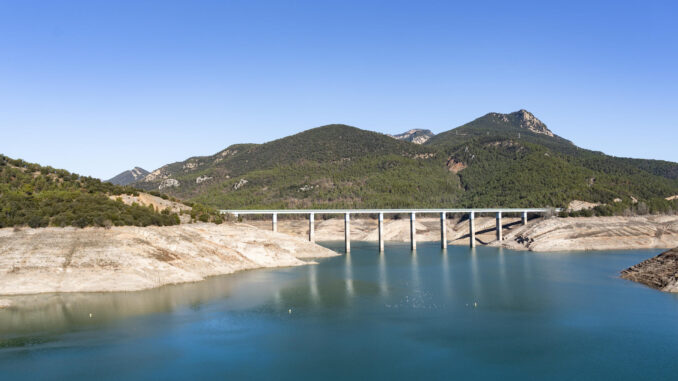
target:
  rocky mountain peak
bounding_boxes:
[389,129,435,144]
[106,167,150,186]
[511,110,553,137]
[130,167,147,177]
[485,110,554,137]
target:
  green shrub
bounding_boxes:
[0,154,182,228]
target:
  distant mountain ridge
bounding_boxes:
[131,110,678,211]
[389,129,435,144]
[107,167,149,185]
[134,125,451,208]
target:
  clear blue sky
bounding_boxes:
[1,0,676,179]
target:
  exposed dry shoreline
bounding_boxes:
[0,223,338,297]
[2,215,677,299]
[494,216,678,252]
[243,215,678,252]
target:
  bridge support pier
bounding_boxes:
[496,212,503,241]
[522,211,528,225]
[469,212,476,248]
[378,213,384,252]
[410,212,416,251]
[309,213,315,242]
[272,213,277,232]
[440,212,447,249]
[345,213,351,253]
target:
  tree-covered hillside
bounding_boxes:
[438,138,677,208]
[137,125,461,208]
[0,155,180,228]
[133,111,678,212]
[425,110,678,209]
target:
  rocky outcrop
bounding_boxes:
[446,157,467,173]
[233,178,248,190]
[196,175,213,184]
[389,129,435,144]
[487,109,554,137]
[0,223,338,295]
[513,109,554,137]
[142,168,168,182]
[183,161,199,171]
[158,178,180,190]
[621,248,678,292]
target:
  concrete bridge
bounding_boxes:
[220,208,556,253]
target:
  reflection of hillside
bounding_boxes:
[0,269,290,336]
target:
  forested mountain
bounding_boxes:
[136,125,460,209]
[425,110,678,210]
[107,167,149,185]
[133,111,678,212]
[0,155,180,228]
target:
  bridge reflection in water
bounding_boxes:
[0,242,544,339]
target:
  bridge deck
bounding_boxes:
[220,208,556,215]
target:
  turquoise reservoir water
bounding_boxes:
[1,242,678,380]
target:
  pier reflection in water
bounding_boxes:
[0,242,531,336]
[378,251,388,297]
[2,242,678,380]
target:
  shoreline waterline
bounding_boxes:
[1,215,677,296]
